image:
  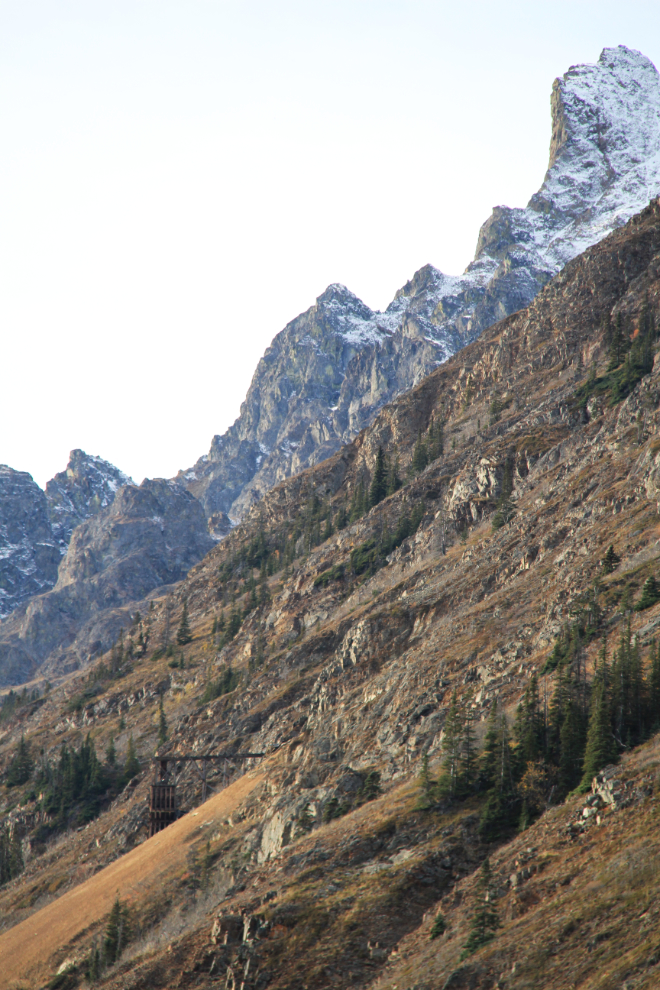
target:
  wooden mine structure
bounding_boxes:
[148,752,264,837]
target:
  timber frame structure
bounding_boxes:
[148,752,264,837]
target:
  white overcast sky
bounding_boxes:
[1,1,660,488]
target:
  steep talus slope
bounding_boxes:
[2,199,660,987]
[180,45,660,522]
[0,479,214,686]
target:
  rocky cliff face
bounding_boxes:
[0,451,134,622]
[45,449,133,549]
[0,467,61,619]
[181,45,660,522]
[0,479,214,685]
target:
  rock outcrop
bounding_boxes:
[180,46,660,522]
[0,467,60,619]
[0,479,214,685]
[0,451,134,622]
[45,448,133,548]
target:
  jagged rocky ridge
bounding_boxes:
[0,479,214,686]
[3,196,660,989]
[180,45,660,523]
[45,448,133,549]
[0,451,133,620]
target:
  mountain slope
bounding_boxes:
[2,198,660,988]
[180,45,660,523]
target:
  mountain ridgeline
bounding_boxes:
[3,187,660,989]
[177,45,660,522]
[2,45,660,679]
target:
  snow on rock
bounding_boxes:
[178,47,660,524]
[46,449,134,549]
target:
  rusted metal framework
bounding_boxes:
[148,752,264,837]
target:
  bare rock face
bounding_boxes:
[45,448,133,548]
[180,46,660,522]
[0,467,60,618]
[0,450,134,621]
[0,479,214,685]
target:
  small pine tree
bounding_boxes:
[158,695,168,744]
[411,431,429,475]
[87,939,101,982]
[124,735,140,782]
[635,575,660,611]
[430,912,446,939]
[295,802,315,837]
[104,895,130,965]
[579,678,617,791]
[602,544,620,574]
[460,858,499,960]
[417,752,436,809]
[386,457,402,496]
[438,692,463,800]
[105,736,116,767]
[176,599,193,646]
[6,734,33,787]
[369,446,388,508]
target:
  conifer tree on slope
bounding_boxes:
[176,599,193,645]
[438,691,463,799]
[369,446,388,508]
[460,857,499,959]
[580,677,617,791]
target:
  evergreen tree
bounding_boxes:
[295,802,315,836]
[514,675,544,769]
[650,639,660,729]
[479,700,500,791]
[460,858,499,959]
[478,712,519,840]
[635,575,660,611]
[492,459,515,530]
[411,431,429,475]
[176,599,193,646]
[158,695,168,745]
[105,736,116,768]
[349,480,367,522]
[6,734,33,787]
[386,457,402,496]
[461,706,477,795]
[369,446,388,508]
[438,692,463,800]
[334,505,348,530]
[579,678,617,790]
[104,895,130,965]
[86,940,101,982]
[430,912,446,939]
[601,544,620,574]
[417,752,436,809]
[124,735,140,782]
[9,828,23,878]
